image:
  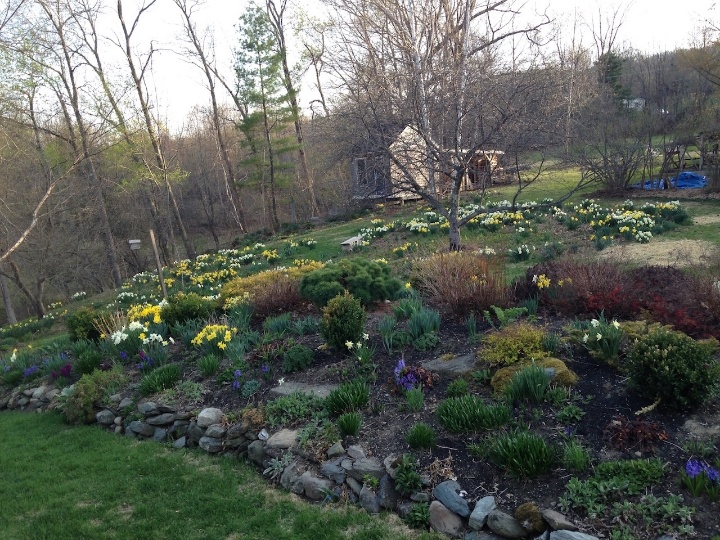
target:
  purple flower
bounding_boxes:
[119,351,128,361]
[234,369,243,378]
[261,364,269,373]
[705,466,719,484]
[59,363,72,377]
[23,365,39,378]
[232,380,241,390]
[686,459,706,479]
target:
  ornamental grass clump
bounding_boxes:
[489,430,554,478]
[503,364,550,404]
[406,422,436,449]
[139,364,181,396]
[626,328,719,411]
[436,394,511,433]
[320,292,366,352]
[337,412,362,437]
[325,380,370,416]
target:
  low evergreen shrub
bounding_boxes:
[320,292,366,351]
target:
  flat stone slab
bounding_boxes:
[422,353,475,376]
[266,429,298,449]
[269,382,338,399]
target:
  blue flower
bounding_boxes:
[234,369,243,378]
[686,459,706,479]
[261,364,269,373]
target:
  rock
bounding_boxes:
[515,502,545,534]
[146,413,176,426]
[378,474,397,510]
[96,409,116,426]
[320,460,347,484]
[327,441,345,458]
[469,496,496,530]
[44,388,60,401]
[349,457,385,481]
[266,429,298,449]
[108,393,121,403]
[383,453,400,479]
[541,509,578,531]
[464,532,505,540]
[138,402,158,416]
[174,411,192,421]
[205,424,227,439]
[397,502,414,520]
[432,480,470,518]
[346,477,363,496]
[360,485,381,514]
[199,436,224,453]
[269,382,338,399]
[410,492,430,503]
[487,509,527,539]
[152,428,168,442]
[280,462,305,490]
[173,436,187,449]
[227,420,251,439]
[429,500,463,538]
[197,407,224,427]
[300,472,333,501]
[247,440,266,465]
[23,389,33,397]
[340,458,353,471]
[549,532,599,540]
[128,420,155,437]
[347,445,366,459]
[114,417,122,426]
[118,397,134,410]
[114,425,123,435]
[17,397,29,407]
[422,353,475,376]
[31,386,46,399]
[186,422,205,443]
[157,403,176,413]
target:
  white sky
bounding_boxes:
[131,0,717,131]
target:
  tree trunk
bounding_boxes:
[0,270,17,324]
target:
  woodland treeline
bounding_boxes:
[1,0,719,321]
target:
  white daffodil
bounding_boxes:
[345,340,354,350]
[582,334,589,343]
[278,378,285,386]
[612,320,620,329]
[362,333,369,341]
[596,333,602,341]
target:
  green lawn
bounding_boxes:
[0,412,437,540]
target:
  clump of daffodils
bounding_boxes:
[191,324,236,352]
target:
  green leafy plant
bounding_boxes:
[139,364,181,396]
[66,307,105,342]
[292,316,319,336]
[405,502,430,530]
[543,331,560,355]
[263,313,293,336]
[404,388,425,412]
[240,379,261,398]
[626,329,719,410]
[63,368,127,424]
[73,342,104,375]
[503,364,550,404]
[465,313,481,343]
[483,305,527,329]
[197,354,221,377]
[320,292,366,351]
[406,307,441,350]
[281,344,314,373]
[576,314,624,365]
[446,378,469,398]
[263,451,294,481]
[325,380,370,416]
[436,395,511,433]
[406,422,436,450]
[378,315,397,354]
[556,404,585,424]
[264,392,325,427]
[395,454,422,496]
[489,429,554,478]
[392,296,423,320]
[471,369,491,384]
[337,412,362,437]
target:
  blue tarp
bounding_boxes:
[631,171,707,190]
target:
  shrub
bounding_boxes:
[320,292,366,351]
[325,380,370,416]
[282,344,314,373]
[479,322,545,366]
[74,347,104,376]
[446,378,469,398]
[265,392,325,427]
[411,252,510,318]
[161,292,217,326]
[436,395,511,433]
[198,354,221,377]
[395,454,423,495]
[66,307,105,342]
[503,364,550,404]
[138,364,181,396]
[300,258,401,307]
[337,412,362,437]
[251,273,305,319]
[63,368,127,424]
[220,262,323,310]
[626,328,720,410]
[489,430,554,478]
[406,422,436,449]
